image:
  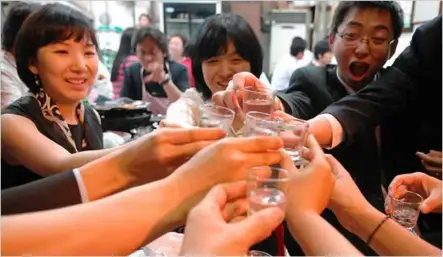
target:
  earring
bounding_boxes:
[34,75,40,87]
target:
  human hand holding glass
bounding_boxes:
[247,166,289,256]
[243,111,283,137]
[198,103,235,135]
[385,190,423,233]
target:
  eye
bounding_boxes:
[343,32,359,40]
[85,51,96,56]
[205,58,219,64]
[54,50,68,54]
[372,37,387,45]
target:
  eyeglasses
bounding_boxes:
[338,31,395,50]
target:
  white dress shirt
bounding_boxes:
[271,50,314,92]
[1,50,28,107]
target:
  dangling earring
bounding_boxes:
[34,75,40,87]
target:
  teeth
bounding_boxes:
[66,79,86,84]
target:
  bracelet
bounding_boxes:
[366,215,390,245]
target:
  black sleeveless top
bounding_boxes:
[1,96,103,189]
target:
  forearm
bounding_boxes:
[286,211,362,256]
[163,81,183,102]
[51,146,121,175]
[307,115,334,148]
[79,142,166,201]
[347,207,441,256]
[1,176,189,255]
[1,171,81,215]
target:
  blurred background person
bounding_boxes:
[138,13,151,27]
[168,33,195,88]
[1,1,40,108]
[110,27,138,98]
[120,26,189,115]
[271,36,313,91]
[311,38,333,67]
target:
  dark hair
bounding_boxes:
[111,27,136,81]
[192,13,263,99]
[1,2,41,52]
[169,33,188,49]
[15,3,98,93]
[290,37,306,57]
[139,13,151,23]
[330,1,404,40]
[132,26,168,54]
[183,40,194,58]
[314,39,331,60]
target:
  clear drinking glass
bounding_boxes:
[279,117,309,163]
[243,87,275,114]
[198,104,235,134]
[247,166,289,214]
[385,190,424,232]
[243,111,283,137]
[247,166,289,256]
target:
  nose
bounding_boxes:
[218,60,234,79]
[354,40,370,59]
[70,52,88,72]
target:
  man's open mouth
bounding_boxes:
[349,62,370,78]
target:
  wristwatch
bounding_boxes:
[159,74,170,86]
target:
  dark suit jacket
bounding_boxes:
[120,61,189,99]
[278,65,383,204]
[2,170,81,215]
[323,15,442,152]
[277,65,383,256]
[322,15,442,243]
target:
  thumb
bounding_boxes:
[421,190,442,214]
[236,208,284,246]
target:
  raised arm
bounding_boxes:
[1,114,118,176]
[284,136,362,256]
[2,136,284,255]
[327,156,441,256]
[1,128,226,214]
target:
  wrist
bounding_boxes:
[80,152,133,201]
[347,205,385,240]
[163,173,205,224]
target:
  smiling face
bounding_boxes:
[136,37,165,71]
[201,40,251,94]
[329,7,396,89]
[29,38,98,104]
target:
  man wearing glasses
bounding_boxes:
[271,1,405,255]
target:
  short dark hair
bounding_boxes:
[132,26,168,54]
[15,3,98,93]
[314,39,331,60]
[191,13,263,99]
[1,2,41,52]
[139,13,151,22]
[330,1,404,40]
[290,37,306,57]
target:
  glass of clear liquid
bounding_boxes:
[279,117,309,164]
[385,190,424,233]
[243,111,283,137]
[243,87,275,115]
[198,103,235,134]
[247,166,289,256]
